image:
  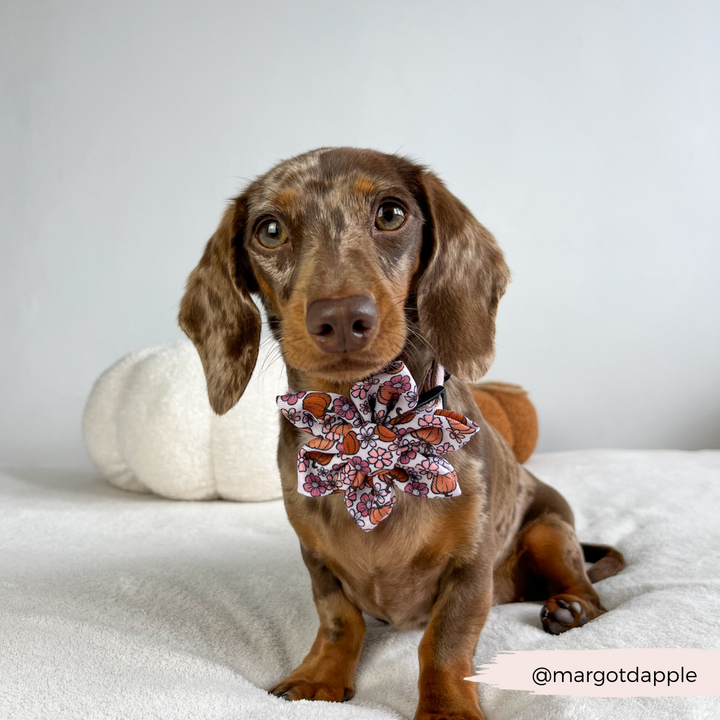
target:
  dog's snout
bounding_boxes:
[306,295,378,353]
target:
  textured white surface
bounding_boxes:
[1,450,718,719]
[82,339,286,502]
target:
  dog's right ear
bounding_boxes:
[179,196,261,415]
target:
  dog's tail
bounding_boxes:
[582,543,625,583]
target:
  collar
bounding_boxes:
[277,360,478,532]
[417,360,451,411]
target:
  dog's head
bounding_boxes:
[179,147,509,414]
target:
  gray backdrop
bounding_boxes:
[2,0,719,468]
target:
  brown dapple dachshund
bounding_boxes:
[179,147,624,720]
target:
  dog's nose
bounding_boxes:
[306,295,378,353]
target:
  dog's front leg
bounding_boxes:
[269,545,365,703]
[415,560,493,720]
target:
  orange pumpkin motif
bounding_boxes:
[340,430,359,455]
[436,409,466,423]
[369,504,392,525]
[308,436,334,451]
[330,422,354,437]
[302,392,331,418]
[377,385,400,406]
[386,467,408,483]
[448,418,474,435]
[351,471,367,487]
[305,450,333,465]
[431,471,458,495]
[376,425,396,442]
[391,410,416,425]
[416,426,443,445]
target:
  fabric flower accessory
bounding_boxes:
[276,361,479,531]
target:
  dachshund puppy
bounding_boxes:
[179,147,624,720]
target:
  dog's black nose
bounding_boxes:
[306,295,377,353]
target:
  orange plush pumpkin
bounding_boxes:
[469,382,539,463]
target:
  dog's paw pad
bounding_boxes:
[541,595,587,635]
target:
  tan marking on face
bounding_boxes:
[273,187,299,214]
[354,177,378,196]
[254,272,279,311]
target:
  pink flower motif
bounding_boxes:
[448,426,465,442]
[338,465,355,485]
[325,472,344,491]
[404,480,429,497]
[398,447,417,464]
[357,425,377,448]
[345,489,357,507]
[280,391,305,405]
[351,382,370,400]
[418,414,443,427]
[372,480,392,501]
[437,442,455,455]
[333,397,356,420]
[368,447,393,469]
[418,458,439,477]
[356,492,374,516]
[283,407,301,424]
[303,473,327,497]
[385,374,411,393]
[347,456,371,475]
[297,454,310,472]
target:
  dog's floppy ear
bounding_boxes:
[415,171,510,383]
[179,196,261,415]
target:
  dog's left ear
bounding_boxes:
[179,196,261,415]
[414,170,510,382]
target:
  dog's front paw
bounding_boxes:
[541,594,595,635]
[269,676,353,703]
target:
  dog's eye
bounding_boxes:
[257,219,287,248]
[375,202,406,231]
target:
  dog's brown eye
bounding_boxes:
[375,202,406,231]
[257,219,287,248]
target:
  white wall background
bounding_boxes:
[2,0,719,468]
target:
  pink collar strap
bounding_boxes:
[276,361,479,532]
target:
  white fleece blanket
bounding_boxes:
[1,450,718,720]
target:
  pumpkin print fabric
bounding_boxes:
[276,361,479,532]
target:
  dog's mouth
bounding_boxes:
[282,327,408,387]
[303,354,398,384]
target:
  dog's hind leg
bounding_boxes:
[518,515,606,634]
[509,478,624,635]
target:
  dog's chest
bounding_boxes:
[328,547,445,631]
[309,493,474,631]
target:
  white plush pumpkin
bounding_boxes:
[82,339,286,501]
